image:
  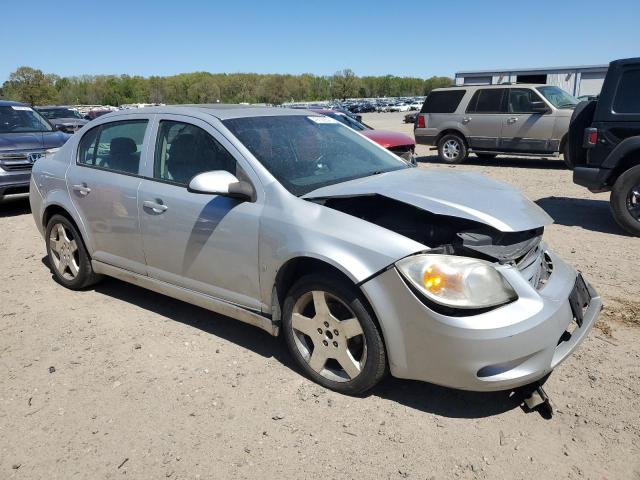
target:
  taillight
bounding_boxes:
[584,127,598,147]
[416,114,425,128]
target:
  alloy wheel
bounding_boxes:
[290,290,367,382]
[443,139,460,160]
[627,186,640,221]
[49,223,80,280]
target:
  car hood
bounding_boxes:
[0,131,70,152]
[360,129,415,148]
[302,168,552,232]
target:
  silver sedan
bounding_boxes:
[29,106,602,395]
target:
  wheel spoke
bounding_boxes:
[334,347,361,379]
[49,235,62,254]
[308,347,327,373]
[340,318,363,339]
[312,291,331,318]
[68,239,78,254]
[58,257,68,273]
[56,224,66,241]
[291,313,318,338]
[68,259,79,277]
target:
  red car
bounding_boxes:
[309,109,416,164]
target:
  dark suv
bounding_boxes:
[569,57,640,235]
[0,100,70,199]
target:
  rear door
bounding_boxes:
[138,115,263,310]
[66,116,151,274]
[499,88,556,153]
[464,88,507,151]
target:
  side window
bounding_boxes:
[467,89,506,113]
[613,68,640,114]
[153,120,237,185]
[77,120,147,175]
[508,88,543,113]
[77,126,100,166]
[420,90,466,113]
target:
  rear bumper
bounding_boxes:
[0,170,31,197]
[573,166,611,192]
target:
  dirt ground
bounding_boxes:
[1,111,639,479]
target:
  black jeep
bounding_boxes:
[568,57,640,235]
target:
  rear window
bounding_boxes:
[613,68,640,114]
[466,89,506,113]
[420,90,465,113]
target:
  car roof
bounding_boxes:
[0,100,28,107]
[104,104,316,121]
[35,105,74,109]
[432,84,554,92]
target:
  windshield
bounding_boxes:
[325,112,368,131]
[536,86,579,109]
[223,115,408,196]
[0,106,53,133]
[38,108,83,120]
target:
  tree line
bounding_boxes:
[0,67,453,106]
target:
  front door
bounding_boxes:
[499,88,556,153]
[67,118,151,274]
[138,116,262,310]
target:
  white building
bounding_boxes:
[455,64,608,97]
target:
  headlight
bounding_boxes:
[396,254,517,309]
[43,148,60,158]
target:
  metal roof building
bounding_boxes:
[455,64,609,97]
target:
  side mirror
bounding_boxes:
[531,101,550,114]
[188,170,255,201]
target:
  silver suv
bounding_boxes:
[29,106,600,396]
[414,85,579,165]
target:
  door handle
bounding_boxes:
[72,184,91,196]
[507,117,519,124]
[143,200,168,214]
[462,117,472,124]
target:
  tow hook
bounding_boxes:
[522,385,553,418]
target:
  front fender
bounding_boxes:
[258,197,426,310]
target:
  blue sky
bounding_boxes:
[2,0,639,82]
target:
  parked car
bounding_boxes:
[414,84,580,165]
[404,112,418,124]
[310,108,416,163]
[84,108,112,120]
[36,106,89,134]
[0,100,70,199]
[569,57,640,235]
[30,105,601,396]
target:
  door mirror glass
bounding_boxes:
[530,101,550,113]
[188,170,254,200]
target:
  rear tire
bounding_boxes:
[610,164,640,236]
[282,273,387,395]
[45,214,102,289]
[437,134,468,164]
[562,143,574,170]
[476,153,497,160]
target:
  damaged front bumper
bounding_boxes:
[360,249,602,392]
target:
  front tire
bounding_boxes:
[282,273,387,395]
[610,165,640,236]
[45,214,102,289]
[438,134,468,164]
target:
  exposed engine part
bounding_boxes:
[316,194,544,264]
